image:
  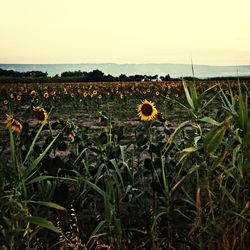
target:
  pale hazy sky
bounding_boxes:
[1,0,250,65]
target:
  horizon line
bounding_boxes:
[1,62,250,67]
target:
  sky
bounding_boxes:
[0,0,250,65]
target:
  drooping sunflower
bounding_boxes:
[5,114,22,133]
[156,112,167,123]
[137,100,158,121]
[33,106,48,123]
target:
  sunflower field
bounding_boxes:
[0,80,249,249]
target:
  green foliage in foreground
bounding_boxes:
[0,81,249,249]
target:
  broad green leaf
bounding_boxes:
[24,216,60,233]
[182,79,195,110]
[205,126,226,153]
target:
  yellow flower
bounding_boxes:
[43,92,49,98]
[68,131,75,142]
[137,100,158,121]
[33,106,48,123]
[5,114,22,133]
[30,90,36,96]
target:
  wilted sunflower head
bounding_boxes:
[33,106,48,123]
[156,112,167,123]
[137,100,158,121]
[5,114,22,133]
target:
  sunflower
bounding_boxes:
[68,131,75,142]
[137,100,158,121]
[33,106,48,123]
[5,114,22,133]
[43,92,49,98]
[30,90,36,96]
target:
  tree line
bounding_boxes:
[1,68,250,84]
[0,68,171,83]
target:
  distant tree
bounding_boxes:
[160,74,171,81]
[127,75,144,82]
[118,74,128,82]
[85,70,105,82]
[105,74,116,82]
[28,71,48,77]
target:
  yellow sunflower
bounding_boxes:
[5,114,22,133]
[33,106,48,123]
[43,92,49,99]
[68,131,75,142]
[137,100,158,121]
[30,90,36,96]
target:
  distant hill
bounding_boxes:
[1,63,250,78]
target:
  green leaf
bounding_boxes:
[24,132,61,180]
[221,186,236,205]
[199,117,222,126]
[204,117,232,153]
[85,180,105,197]
[25,175,54,185]
[9,129,15,165]
[163,121,190,155]
[25,201,66,211]
[182,79,195,110]
[23,122,46,165]
[110,159,124,187]
[24,216,60,233]
[182,147,199,153]
[205,126,226,153]
[86,220,107,248]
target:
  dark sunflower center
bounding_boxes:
[141,104,153,116]
[35,110,45,121]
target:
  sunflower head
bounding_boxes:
[33,106,48,123]
[30,90,36,96]
[5,114,22,133]
[137,100,158,121]
[68,131,75,142]
[43,92,49,99]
